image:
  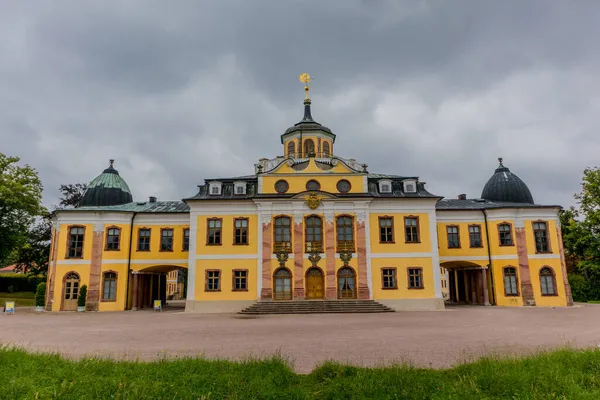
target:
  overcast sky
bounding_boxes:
[1,1,599,209]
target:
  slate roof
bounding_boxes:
[78,161,133,207]
[436,199,560,210]
[281,99,335,140]
[67,201,189,213]
[481,159,534,204]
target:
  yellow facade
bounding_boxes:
[45,88,572,313]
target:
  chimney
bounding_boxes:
[457,194,467,200]
[149,196,157,203]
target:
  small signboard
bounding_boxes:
[4,301,15,315]
[153,300,162,312]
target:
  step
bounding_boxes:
[239,300,395,315]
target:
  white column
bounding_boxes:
[186,212,198,301]
[429,210,443,299]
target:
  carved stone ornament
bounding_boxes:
[308,252,322,266]
[324,211,335,223]
[275,251,289,267]
[305,192,322,210]
[355,211,367,224]
[260,213,272,225]
[339,251,353,266]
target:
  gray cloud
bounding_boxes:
[1,0,599,209]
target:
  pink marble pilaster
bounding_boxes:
[515,227,536,306]
[293,221,304,299]
[356,221,370,299]
[556,225,574,306]
[261,222,273,299]
[325,221,336,299]
[87,230,104,311]
[46,227,59,311]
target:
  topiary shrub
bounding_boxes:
[78,285,87,308]
[35,282,46,308]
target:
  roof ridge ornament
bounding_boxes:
[299,72,311,100]
[498,157,503,167]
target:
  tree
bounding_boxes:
[0,153,45,265]
[12,217,51,276]
[563,167,600,301]
[58,183,87,208]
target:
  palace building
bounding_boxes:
[45,77,573,312]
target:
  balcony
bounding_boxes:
[305,242,324,253]
[273,242,292,254]
[336,241,355,253]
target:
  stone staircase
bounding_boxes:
[239,300,395,315]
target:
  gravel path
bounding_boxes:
[2,304,599,373]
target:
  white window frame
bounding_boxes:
[404,179,417,193]
[234,181,247,195]
[209,182,222,196]
[379,179,392,193]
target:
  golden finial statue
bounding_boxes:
[299,72,311,100]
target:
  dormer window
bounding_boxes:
[404,180,417,193]
[209,182,222,195]
[234,181,247,195]
[379,180,392,193]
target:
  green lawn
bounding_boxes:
[0,292,35,307]
[1,348,600,399]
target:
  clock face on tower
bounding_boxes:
[275,179,289,194]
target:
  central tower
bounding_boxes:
[280,73,336,158]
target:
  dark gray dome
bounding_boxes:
[481,158,534,204]
[282,99,334,137]
[78,160,133,207]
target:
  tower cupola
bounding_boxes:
[481,158,534,204]
[78,159,133,207]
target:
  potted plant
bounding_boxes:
[77,284,87,312]
[35,282,46,313]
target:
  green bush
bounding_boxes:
[0,274,44,292]
[35,282,46,307]
[78,284,87,308]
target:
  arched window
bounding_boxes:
[274,268,292,300]
[305,216,323,252]
[336,216,354,251]
[274,216,291,253]
[337,267,356,299]
[498,223,513,246]
[540,267,557,296]
[503,267,519,296]
[287,141,296,157]
[322,142,330,156]
[105,227,121,251]
[303,139,315,156]
[102,271,117,301]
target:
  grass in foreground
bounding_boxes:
[0,291,34,307]
[2,347,600,399]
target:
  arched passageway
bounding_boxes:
[441,261,492,306]
[130,265,187,310]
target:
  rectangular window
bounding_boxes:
[498,224,513,246]
[382,268,397,289]
[503,267,519,296]
[183,228,190,251]
[408,268,423,289]
[206,270,221,291]
[102,272,117,301]
[138,228,151,251]
[533,221,549,253]
[446,226,460,248]
[233,270,248,291]
[68,226,85,258]
[160,228,173,251]
[207,219,222,245]
[234,218,248,245]
[336,216,354,251]
[404,217,420,243]
[274,216,292,253]
[379,217,394,243]
[305,216,323,252]
[105,227,121,251]
[469,225,482,248]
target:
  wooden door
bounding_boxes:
[306,268,324,299]
[63,272,80,311]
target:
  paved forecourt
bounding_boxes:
[2,305,599,373]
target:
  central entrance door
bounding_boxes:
[63,272,80,311]
[305,268,324,299]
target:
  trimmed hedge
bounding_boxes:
[0,273,45,293]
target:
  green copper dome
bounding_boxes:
[481,158,534,204]
[78,160,133,207]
